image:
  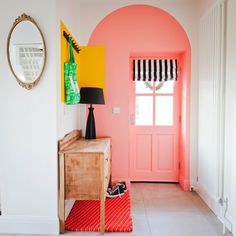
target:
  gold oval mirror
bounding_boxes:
[7,13,46,90]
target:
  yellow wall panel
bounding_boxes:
[78,46,105,94]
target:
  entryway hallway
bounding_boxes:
[64,183,232,236]
[0,183,232,236]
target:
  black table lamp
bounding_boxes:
[80,87,105,139]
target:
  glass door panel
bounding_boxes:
[155,96,173,126]
[135,96,153,125]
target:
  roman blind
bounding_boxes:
[133,59,177,81]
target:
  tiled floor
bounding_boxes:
[0,183,233,236]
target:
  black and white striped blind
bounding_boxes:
[133,59,177,81]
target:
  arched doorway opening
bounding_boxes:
[88,4,191,190]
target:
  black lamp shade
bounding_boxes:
[79,87,105,139]
[80,87,105,105]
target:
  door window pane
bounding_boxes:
[155,96,173,126]
[136,96,153,125]
[135,81,153,94]
[155,81,174,94]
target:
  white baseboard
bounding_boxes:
[217,212,235,235]
[190,179,198,190]
[196,183,221,216]
[196,183,236,235]
[0,215,59,235]
[221,212,236,235]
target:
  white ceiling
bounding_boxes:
[78,0,198,3]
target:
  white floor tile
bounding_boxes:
[82,232,99,236]
[15,234,59,236]
[64,231,84,236]
[0,234,14,236]
[6,183,233,236]
[15,234,60,236]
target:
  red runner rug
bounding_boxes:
[65,191,133,232]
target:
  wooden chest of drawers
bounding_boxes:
[58,130,111,234]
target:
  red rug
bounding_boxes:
[65,191,133,232]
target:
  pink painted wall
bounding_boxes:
[179,52,191,190]
[88,4,191,189]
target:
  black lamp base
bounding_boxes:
[85,104,96,139]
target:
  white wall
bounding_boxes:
[0,0,84,234]
[0,0,59,234]
[198,0,236,234]
[79,0,199,186]
[56,0,84,139]
[198,0,218,15]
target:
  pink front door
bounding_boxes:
[129,57,180,182]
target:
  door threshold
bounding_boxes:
[130,181,179,184]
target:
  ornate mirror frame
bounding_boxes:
[7,13,46,90]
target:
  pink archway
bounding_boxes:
[88,4,191,190]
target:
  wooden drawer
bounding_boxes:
[65,153,101,200]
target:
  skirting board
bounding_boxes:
[196,183,221,216]
[218,213,235,235]
[190,179,198,190]
[196,183,235,234]
[224,213,236,235]
[0,215,59,234]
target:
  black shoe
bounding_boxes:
[106,185,124,198]
[116,181,127,193]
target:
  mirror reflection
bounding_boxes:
[7,14,46,89]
